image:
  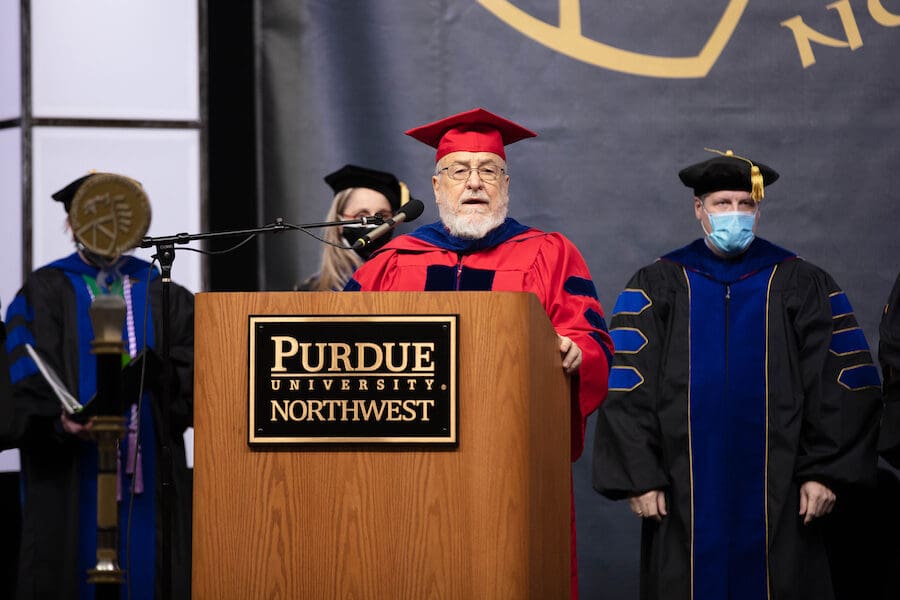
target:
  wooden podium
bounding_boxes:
[193,292,571,599]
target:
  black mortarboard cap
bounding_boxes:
[679,149,779,201]
[324,164,405,211]
[52,174,96,213]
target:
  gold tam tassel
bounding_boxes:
[703,147,765,201]
[398,181,410,207]
[749,165,764,202]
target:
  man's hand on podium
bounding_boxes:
[558,335,582,374]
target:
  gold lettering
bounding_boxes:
[406,379,417,391]
[358,379,368,391]
[341,379,350,391]
[343,399,361,421]
[307,399,325,421]
[354,342,384,371]
[402,400,419,421]
[328,343,352,371]
[412,343,435,371]
[269,398,440,423]
[356,399,387,421]
[323,399,340,421]
[385,400,402,421]
[869,0,900,26]
[376,379,385,391]
[299,342,326,372]
[781,0,863,68]
[384,342,411,372]
[270,399,289,421]
[289,399,307,421]
[323,379,333,391]
[419,399,435,421]
[270,336,299,372]
[270,380,281,391]
[425,379,434,391]
[289,379,300,391]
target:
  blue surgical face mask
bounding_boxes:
[703,210,756,255]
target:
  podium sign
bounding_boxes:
[248,314,458,445]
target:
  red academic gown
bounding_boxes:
[346,218,613,597]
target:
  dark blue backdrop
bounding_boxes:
[257,1,900,596]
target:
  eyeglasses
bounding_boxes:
[341,211,391,223]
[438,163,506,183]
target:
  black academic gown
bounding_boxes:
[879,272,900,464]
[824,271,900,600]
[592,238,881,600]
[3,254,194,600]
[0,316,13,447]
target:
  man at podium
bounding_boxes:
[345,107,614,597]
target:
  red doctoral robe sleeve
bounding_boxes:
[348,230,613,460]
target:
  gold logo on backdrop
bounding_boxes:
[477,0,749,78]
[781,0,900,68]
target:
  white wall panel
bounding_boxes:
[0,128,23,311]
[32,126,202,293]
[0,451,19,473]
[31,0,198,120]
[0,0,20,120]
[0,125,22,472]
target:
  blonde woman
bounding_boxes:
[297,164,407,291]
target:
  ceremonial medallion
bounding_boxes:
[69,173,152,258]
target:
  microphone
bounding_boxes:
[351,198,425,249]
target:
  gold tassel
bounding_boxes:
[398,181,410,207]
[750,165,764,201]
[703,147,765,201]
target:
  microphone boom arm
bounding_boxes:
[138,216,383,249]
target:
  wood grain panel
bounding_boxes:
[193,292,570,599]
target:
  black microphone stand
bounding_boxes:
[137,215,380,599]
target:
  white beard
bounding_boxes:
[439,205,506,238]
[436,186,509,239]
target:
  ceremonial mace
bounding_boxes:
[86,293,127,599]
[68,173,151,598]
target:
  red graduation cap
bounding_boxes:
[405,107,537,162]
